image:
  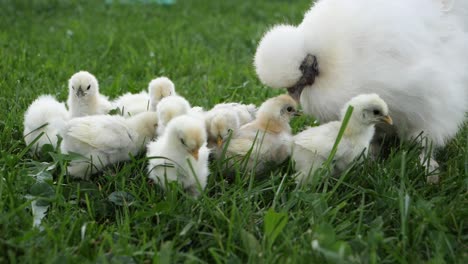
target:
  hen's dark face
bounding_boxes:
[287,54,319,102]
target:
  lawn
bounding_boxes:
[0,0,467,263]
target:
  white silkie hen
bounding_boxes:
[23,95,70,152]
[147,115,210,197]
[67,71,113,117]
[148,77,176,111]
[293,94,392,185]
[60,112,158,179]
[212,102,257,125]
[254,0,468,167]
[224,94,298,174]
[156,95,191,135]
[204,108,240,158]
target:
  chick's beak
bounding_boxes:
[190,149,199,160]
[287,54,319,102]
[216,135,223,148]
[293,110,303,117]
[380,115,393,125]
[76,88,85,97]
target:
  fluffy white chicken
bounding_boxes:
[60,112,158,179]
[204,108,240,158]
[156,95,191,135]
[67,71,113,117]
[23,95,70,152]
[292,94,392,185]
[212,102,257,125]
[148,77,176,111]
[254,0,468,152]
[112,91,151,117]
[224,94,298,174]
[147,115,210,197]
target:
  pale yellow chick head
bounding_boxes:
[257,94,299,123]
[157,96,191,126]
[207,110,239,148]
[68,71,99,99]
[168,115,207,160]
[148,77,176,102]
[342,93,392,126]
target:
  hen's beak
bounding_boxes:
[190,149,199,160]
[287,54,319,102]
[217,135,223,148]
[380,115,393,125]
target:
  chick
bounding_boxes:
[147,115,210,197]
[254,0,468,171]
[212,102,257,125]
[60,112,158,179]
[148,76,176,111]
[224,94,298,174]
[67,71,113,117]
[156,95,191,135]
[204,108,240,158]
[292,94,392,185]
[112,91,150,117]
[23,95,70,152]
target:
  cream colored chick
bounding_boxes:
[225,94,298,174]
[112,91,150,117]
[147,115,210,197]
[156,95,191,135]
[148,77,176,111]
[67,71,112,117]
[293,94,392,185]
[60,112,158,179]
[23,95,70,152]
[204,108,240,158]
[212,102,257,125]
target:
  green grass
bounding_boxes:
[0,0,467,263]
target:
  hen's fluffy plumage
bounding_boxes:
[67,71,112,117]
[147,115,210,197]
[224,94,297,174]
[61,112,158,179]
[293,94,392,185]
[255,0,468,148]
[23,95,70,151]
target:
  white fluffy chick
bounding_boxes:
[148,77,176,111]
[254,0,468,150]
[112,91,151,117]
[204,108,240,158]
[147,115,210,197]
[67,71,113,118]
[156,95,191,135]
[60,112,158,179]
[212,102,257,125]
[23,95,70,152]
[224,94,298,174]
[293,94,392,185]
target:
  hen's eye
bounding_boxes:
[373,109,381,115]
[286,106,294,112]
[87,84,91,90]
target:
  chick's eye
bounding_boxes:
[286,106,294,112]
[87,84,91,90]
[72,86,75,90]
[373,109,381,115]
[180,138,186,146]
